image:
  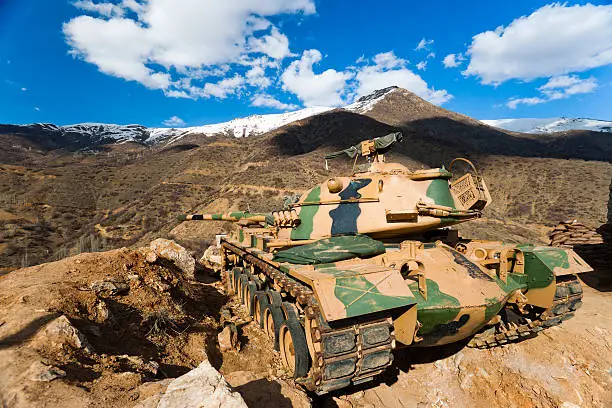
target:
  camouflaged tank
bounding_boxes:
[181,132,592,394]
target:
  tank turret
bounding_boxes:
[184,132,492,243]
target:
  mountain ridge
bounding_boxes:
[2,86,610,152]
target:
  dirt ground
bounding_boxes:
[0,248,224,407]
[0,246,611,408]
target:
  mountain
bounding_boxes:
[481,117,612,134]
[0,87,400,150]
[4,85,610,153]
[0,123,150,150]
[1,86,611,272]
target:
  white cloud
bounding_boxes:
[463,3,612,84]
[507,75,598,109]
[64,15,171,89]
[201,74,245,99]
[506,97,547,110]
[416,61,427,71]
[64,0,315,97]
[442,53,464,68]
[373,51,407,69]
[427,52,435,59]
[538,75,597,98]
[251,94,298,110]
[73,1,124,17]
[415,38,434,51]
[281,49,352,106]
[246,65,272,88]
[34,107,40,111]
[247,27,293,60]
[21,87,27,91]
[162,116,186,127]
[353,52,452,105]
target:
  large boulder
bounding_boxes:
[148,239,196,280]
[134,360,247,408]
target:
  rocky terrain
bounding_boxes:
[0,236,610,408]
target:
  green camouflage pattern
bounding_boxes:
[273,235,385,264]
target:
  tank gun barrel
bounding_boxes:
[178,211,269,223]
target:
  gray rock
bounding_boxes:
[150,360,247,408]
[42,315,94,353]
[90,280,129,296]
[27,361,66,382]
[149,239,196,280]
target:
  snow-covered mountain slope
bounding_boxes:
[481,117,612,134]
[149,87,400,144]
[61,123,149,143]
[149,106,333,144]
[0,122,150,150]
[344,86,400,113]
[149,88,400,144]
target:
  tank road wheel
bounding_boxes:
[263,303,285,351]
[238,275,250,304]
[253,291,269,327]
[267,290,283,306]
[245,282,258,316]
[281,302,299,321]
[231,268,243,296]
[279,317,310,378]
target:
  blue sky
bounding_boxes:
[1,0,611,127]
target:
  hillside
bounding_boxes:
[0,87,611,272]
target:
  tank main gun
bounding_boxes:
[178,211,270,224]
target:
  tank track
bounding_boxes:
[468,275,583,349]
[220,239,396,395]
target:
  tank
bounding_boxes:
[182,132,592,394]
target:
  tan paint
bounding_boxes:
[312,277,348,321]
[419,246,506,308]
[525,282,556,309]
[559,249,594,274]
[394,306,418,345]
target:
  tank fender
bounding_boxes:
[306,265,418,344]
[518,245,592,308]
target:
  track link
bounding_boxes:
[468,275,583,349]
